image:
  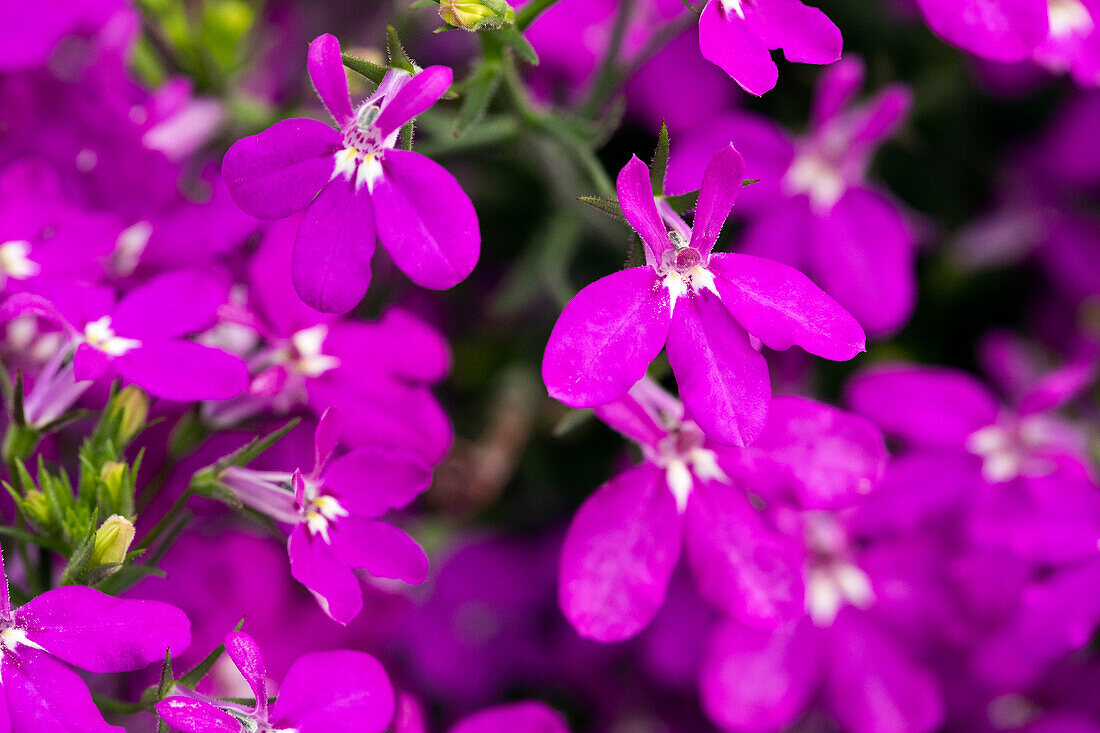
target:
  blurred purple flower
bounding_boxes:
[543,146,864,446]
[223,34,480,313]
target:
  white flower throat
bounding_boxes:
[332,101,395,193]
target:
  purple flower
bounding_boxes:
[697,0,843,96]
[912,0,1056,63]
[223,34,480,314]
[666,57,916,337]
[221,408,431,624]
[0,269,248,404]
[0,545,190,732]
[156,630,394,733]
[395,693,569,733]
[559,378,884,641]
[543,146,864,446]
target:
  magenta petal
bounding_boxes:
[5,649,119,733]
[73,343,112,383]
[807,187,916,338]
[689,145,745,257]
[559,464,681,642]
[543,268,671,408]
[616,155,670,262]
[113,340,247,402]
[225,632,268,719]
[15,586,190,673]
[322,447,431,517]
[812,57,865,129]
[314,407,342,471]
[154,698,241,733]
[698,1,778,96]
[111,269,227,339]
[373,150,479,290]
[745,0,843,65]
[686,483,805,625]
[222,118,341,220]
[288,524,363,624]
[824,611,944,733]
[700,620,821,732]
[0,293,75,332]
[845,364,1000,448]
[913,0,1048,62]
[751,396,887,509]
[271,650,395,733]
[448,702,569,733]
[665,293,770,447]
[394,694,429,733]
[332,518,429,585]
[292,178,377,314]
[709,252,866,360]
[374,66,453,139]
[309,34,354,127]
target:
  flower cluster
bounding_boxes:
[0,0,1098,732]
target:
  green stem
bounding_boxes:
[516,0,562,30]
[134,488,193,552]
[92,692,146,716]
[581,0,637,117]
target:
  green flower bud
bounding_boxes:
[439,0,515,31]
[90,515,136,569]
[106,386,149,446]
[22,490,51,529]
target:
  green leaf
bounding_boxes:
[157,648,174,699]
[742,178,760,187]
[553,408,593,437]
[624,235,647,269]
[387,25,417,72]
[496,27,539,65]
[578,196,626,222]
[662,189,699,214]
[211,418,301,474]
[341,53,387,85]
[454,65,502,138]
[58,515,98,586]
[410,0,439,8]
[400,121,415,151]
[650,121,670,196]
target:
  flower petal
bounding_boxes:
[700,620,821,732]
[709,252,866,360]
[322,446,432,517]
[332,518,429,585]
[154,698,241,733]
[698,1,778,96]
[913,0,1049,62]
[374,150,480,290]
[745,0,843,64]
[114,340,248,402]
[225,631,268,720]
[689,145,745,257]
[448,702,569,733]
[288,524,363,625]
[5,648,120,733]
[271,650,395,733]
[543,268,671,408]
[665,293,770,447]
[222,118,341,220]
[15,586,190,674]
[559,463,681,642]
[292,178,377,314]
[374,67,454,139]
[685,483,805,625]
[617,155,670,263]
[308,34,354,127]
[111,269,228,339]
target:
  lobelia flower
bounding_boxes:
[220,407,431,624]
[666,57,915,337]
[222,33,480,314]
[156,630,395,733]
[0,543,191,732]
[696,0,842,96]
[205,220,454,463]
[0,269,248,409]
[559,379,884,641]
[543,145,864,446]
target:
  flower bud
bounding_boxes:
[22,490,51,529]
[100,461,128,509]
[106,386,149,446]
[90,515,136,568]
[439,0,515,31]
